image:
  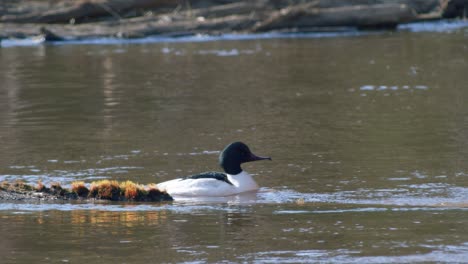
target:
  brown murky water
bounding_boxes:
[1,25,468,263]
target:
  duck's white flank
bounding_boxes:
[157,171,259,197]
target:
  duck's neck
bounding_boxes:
[227,171,259,192]
[220,160,242,175]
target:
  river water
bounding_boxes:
[1,23,468,263]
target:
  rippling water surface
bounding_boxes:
[1,23,468,263]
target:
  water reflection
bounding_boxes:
[1,194,468,262]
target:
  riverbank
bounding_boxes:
[1,0,467,41]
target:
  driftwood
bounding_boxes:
[253,3,416,32]
[119,14,258,38]
[442,0,468,18]
[0,0,464,41]
[0,0,178,23]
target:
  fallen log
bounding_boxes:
[118,14,258,38]
[0,180,173,202]
[186,1,272,19]
[0,0,461,41]
[442,0,468,18]
[253,3,417,32]
[0,0,178,24]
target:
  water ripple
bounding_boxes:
[239,244,468,263]
[1,184,467,212]
[258,184,468,207]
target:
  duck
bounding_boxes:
[157,142,271,197]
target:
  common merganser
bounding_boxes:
[157,142,271,197]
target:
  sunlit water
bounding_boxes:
[1,22,468,263]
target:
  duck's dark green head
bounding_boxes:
[219,142,271,175]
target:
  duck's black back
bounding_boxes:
[180,171,234,185]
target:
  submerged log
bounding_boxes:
[0,180,173,202]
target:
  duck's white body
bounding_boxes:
[157,171,259,197]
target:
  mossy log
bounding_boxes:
[0,180,173,202]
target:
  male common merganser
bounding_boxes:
[157,142,271,197]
